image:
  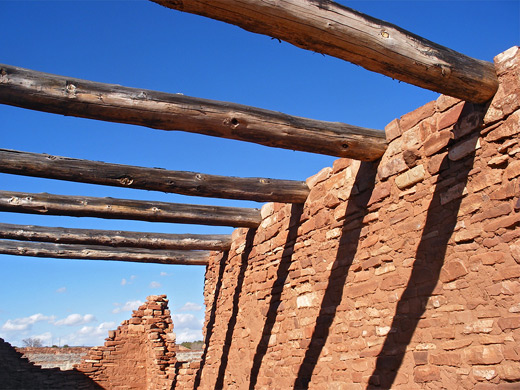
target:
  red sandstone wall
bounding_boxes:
[175,46,520,389]
[77,295,177,389]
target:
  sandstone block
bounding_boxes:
[463,319,494,334]
[395,165,426,190]
[485,110,520,142]
[427,151,449,175]
[465,345,504,365]
[497,362,520,381]
[429,352,462,366]
[440,182,467,205]
[453,105,486,139]
[385,118,401,142]
[414,365,440,383]
[453,227,481,243]
[400,101,436,132]
[442,339,473,351]
[436,95,461,113]
[469,169,503,193]
[494,46,520,75]
[424,130,453,156]
[367,182,391,205]
[505,159,520,179]
[440,260,468,283]
[448,135,481,161]
[437,102,464,130]
[498,317,520,331]
[332,158,351,173]
[484,213,520,232]
[378,156,408,180]
[414,351,429,365]
[473,366,498,381]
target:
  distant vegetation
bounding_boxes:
[180,340,203,350]
[22,338,43,348]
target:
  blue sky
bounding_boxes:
[0,1,518,347]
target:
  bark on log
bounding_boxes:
[0,149,309,203]
[0,239,210,265]
[151,0,498,103]
[0,190,261,228]
[0,222,232,250]
[0,64,386,160]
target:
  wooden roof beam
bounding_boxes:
[151,0,498,103]
[0,239,210,265]
[0,190,261,228]
[0,64,386,161]
[0,222,232,251]
[0,149,309,203]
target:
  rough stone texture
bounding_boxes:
[171,47,520,390]
[76,295,177,390]
[0,339,100,389]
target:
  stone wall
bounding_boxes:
[77,294,177,389]
[0,338,100,389]
[174,46,520,389]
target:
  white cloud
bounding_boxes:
[31,331,53,346]
[112,300,143,314]
[61,322,116,347]
[175,329,203,343]
[149,281,161,289]
[1,314,55,332]
[160,271,169,277]
[121,275,137,286]
[172,313,204,329]
[55,314,96,326]
[56,287,67,293]
[180,302,202,312]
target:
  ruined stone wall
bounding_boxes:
[77,295,177,389]
[0,338,100,389]
[175,47,520,389]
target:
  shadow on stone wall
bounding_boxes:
[0,338,102,389]
[294,161,379,389]
[249,203,304,389]
[214,229,257,389]
[192,251,229,390]
[368,103,485,389]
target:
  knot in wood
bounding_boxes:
[225,117,240,129]
[119,176,134,186]
[66,82,77,96]
[0,68,7,83]
[380,30,390,39]
[440,65,452,78]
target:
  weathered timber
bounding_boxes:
[151,0,498,103]
[0,239,210,265]
[0,190,261,228]
[0,149,309,203]
[0,64,386,160]
[0,222,232,250]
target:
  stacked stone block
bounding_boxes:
[77,294,177,389]
[175,46,520,389]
